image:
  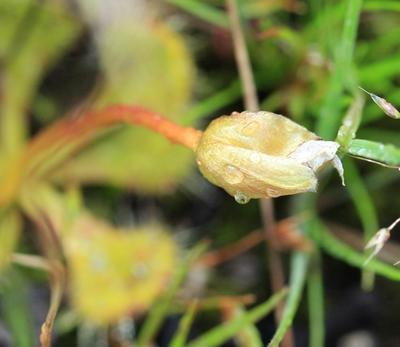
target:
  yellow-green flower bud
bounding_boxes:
[196,111,344,203]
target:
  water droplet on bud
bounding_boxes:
[223,165,244,184]
[234,191,250,204]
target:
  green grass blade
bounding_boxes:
[187,290,287,347]
[317,0,363,139]
[267,252,309,347]
[343,158,379,290]
[169,301,197,347]
[165,0,229,28]
[228,305,264,347]
[307,250,325,347]
[347,139,400,168]
[336,93,364,150]
[184,79,242,125]
[306,217,400,281]
[137,243,207,347]
[364,1,400,11]
[359,57,400,85]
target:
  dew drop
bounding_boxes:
[266,188,280,198]
[224,165,244,185]
[234,191,250,204]
[241,121,259,136]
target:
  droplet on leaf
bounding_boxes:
[234,191,250,204]
[224,165,244,185]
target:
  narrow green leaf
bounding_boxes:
[184,80,242,125]
[166,0,229,28]
[306,217,400,281]
[228,305,263,347]
[187,290,287,347]
[347,139,400,168]
[343,158,379,289]
[336,93,364,150]
[307,250,325,347]
[359,57,400,85]
[364,1,400,11]
[169,301,197,347]
[317,0,363,139]
[268,252,309,347]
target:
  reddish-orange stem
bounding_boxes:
[27,105,202,157]
[199,229,265,267]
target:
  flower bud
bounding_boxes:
[196,111,344,203]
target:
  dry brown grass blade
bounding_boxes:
[225,1,294,345]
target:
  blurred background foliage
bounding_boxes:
[1,0,400,346]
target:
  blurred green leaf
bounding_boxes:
[343,158,379,290]
[364,1,400,11]
[336,93,364,150]
[137,243,207,347]
[227,305,264,347]
[347,139,400,168]
[187,289,287,347]
[317,0,363,139]
[307,250,325,347]
[306,217,400,281]
[166,0,229,28]
[0,269,36,347]
[268,252,308,347]
[169,301,198,347]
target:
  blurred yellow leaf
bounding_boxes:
[0,0,80,154]
[0,209,21,271]
[64,217,177,324]
[55,1,195,194]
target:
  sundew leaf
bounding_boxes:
[359,86,400,119]
[55,2,196,194]
[0,0,80,154]
[64,218,178,325]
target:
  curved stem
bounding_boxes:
[27,107,201,179]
